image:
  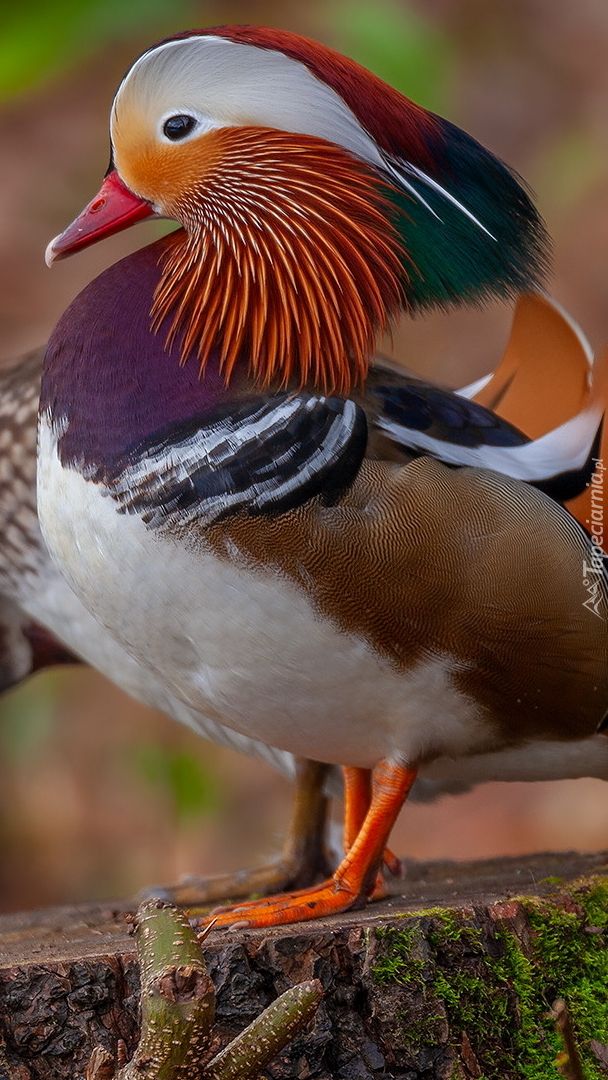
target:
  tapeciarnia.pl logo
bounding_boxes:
[583,458,606,619]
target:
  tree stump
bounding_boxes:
[2,850,608,1080]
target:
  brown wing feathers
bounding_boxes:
[206,455,608,748]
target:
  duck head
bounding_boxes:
[46,26,549,392]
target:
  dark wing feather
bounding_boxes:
[365,367,529,455]
[364,367,599,500]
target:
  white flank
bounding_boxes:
[421,735,608,785]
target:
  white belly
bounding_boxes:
[37,422,489,769]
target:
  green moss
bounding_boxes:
[493,880,608,1080]
[373,924,426,988]
[427,911,514,1074]
[371,878,608,1080]
[578,876,608,927]
[372,924,446,1054]
[426,909,484,952]
[490,924,556,1078]
[373,912,515,1075]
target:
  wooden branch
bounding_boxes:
[82,901,322,1080]
[2,850,608,1080]
[552,999,586,1080]
[87,900,216,1080]
[204,979,322,1080]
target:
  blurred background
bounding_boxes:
[1,0,608,914]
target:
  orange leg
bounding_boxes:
[343,766,402,885]
[342,766,371,850]
[198,760,417,930]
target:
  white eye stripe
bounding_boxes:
[113,35,381,165]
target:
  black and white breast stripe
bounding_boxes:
[103,393,367,528]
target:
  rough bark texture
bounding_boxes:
[2,851,608,1080]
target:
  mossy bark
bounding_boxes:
[2,851,608,1080]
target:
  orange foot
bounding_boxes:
[196,760,417,930]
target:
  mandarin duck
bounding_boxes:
[0,294,603,891]
[0,313,603,906]
[0,343,533,908]
[0,302,571,903]
[38,27,608,928]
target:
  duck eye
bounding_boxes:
[163,114,197,141]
